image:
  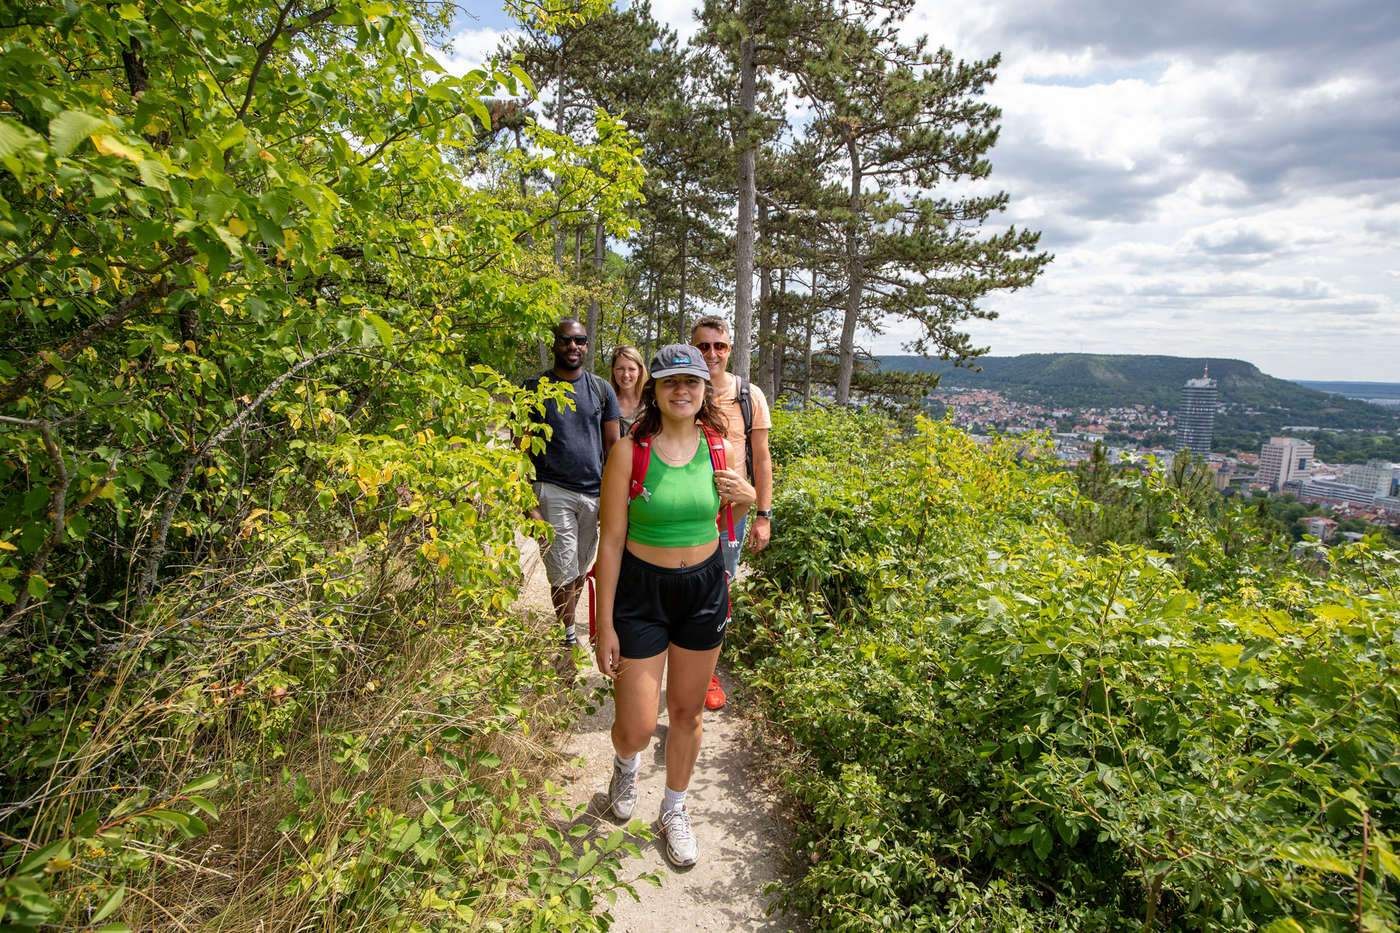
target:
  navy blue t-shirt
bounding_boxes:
[522,370,621,496]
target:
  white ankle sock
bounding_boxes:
[563,623,577,641]
[615,752,640,774]
[662,786,686,814]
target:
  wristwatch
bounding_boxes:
[754,509,773,519]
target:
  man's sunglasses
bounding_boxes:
[695,341,729,352]
[556,335,590,346]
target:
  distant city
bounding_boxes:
[933,369,1400,538]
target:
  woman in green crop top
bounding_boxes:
[592,344,755,868]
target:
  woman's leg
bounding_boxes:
[662,643,722,792]
[611,651,667,758]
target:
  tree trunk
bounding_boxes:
[733,14,757,381]
[645,230,657,356]
[773,265,788,399]
[804,263,817,406]
[678,192,689,342]
[837,133,861,405]
[553,56,567,271]
[757,198,774,396]
[588,216,604,356]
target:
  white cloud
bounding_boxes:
[435,26,518,77]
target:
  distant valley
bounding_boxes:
[876,353,1400,460]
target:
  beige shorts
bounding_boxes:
[532,481,600,587]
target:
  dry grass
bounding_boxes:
[17,543,608,931]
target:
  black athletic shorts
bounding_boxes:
[613,546,730,659]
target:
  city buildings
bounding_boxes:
[1175,370,1217,455]
[1342,460,1399,497]
[1257,437,1315,492]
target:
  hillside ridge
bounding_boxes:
[877,353,1399,434]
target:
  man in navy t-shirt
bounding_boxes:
[522,318,621,649]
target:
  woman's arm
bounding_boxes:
[714,437,756,512]
[593,435,634,679]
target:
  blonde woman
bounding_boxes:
[609,345,646,436]
[592,345,755,867]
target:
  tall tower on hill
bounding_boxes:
[1175,367,1218,456]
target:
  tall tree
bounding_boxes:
[796,17,1051,404]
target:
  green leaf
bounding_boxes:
[1030,824,1052,860]
[465,97,492,131]
[179,773,221,796]
[91,885,125,923]
[49,110,108,158]
[0,117,42,158]
[17,838,72,874]
[138,159,169,191]
[217,123,247,150]
[27,574,49,599]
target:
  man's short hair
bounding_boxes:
[691,314,730,338]
[554,317,585,340]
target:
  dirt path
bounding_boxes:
[513,534,807,932]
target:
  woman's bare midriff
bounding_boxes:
[626,538,720,569]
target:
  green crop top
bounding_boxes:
[627,436,721,547]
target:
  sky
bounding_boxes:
[441,1,1400,382]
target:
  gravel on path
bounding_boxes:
[513,533,807,932]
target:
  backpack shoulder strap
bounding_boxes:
[734,375,754,481]
[735,375,752,434]
[629,435,651,501]
[701,425,737,545]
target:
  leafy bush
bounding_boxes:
[0,0,642,926]
[732,410,1400,931]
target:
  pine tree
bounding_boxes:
[795,17,1051,404]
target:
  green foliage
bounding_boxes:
[0,0,641,926]
[731,408,1400,931]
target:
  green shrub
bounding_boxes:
[732,409,1400,932]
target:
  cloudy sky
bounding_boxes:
[443,1,1400,382]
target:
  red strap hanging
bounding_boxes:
[701,424,738,545]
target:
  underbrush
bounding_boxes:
[1,391,649,931]
[2,555,646,932]
[731,408,1400,931]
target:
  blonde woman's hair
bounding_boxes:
[609,345,647,392]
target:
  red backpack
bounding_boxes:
[585,426,737,640]
[629,425,737,546]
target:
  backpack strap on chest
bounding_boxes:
[628,428,736,545]
[629,435,651,501]
[702,424,738,545]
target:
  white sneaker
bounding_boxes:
[659,805,698,867]
[607,760,638,820]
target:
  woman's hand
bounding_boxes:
[713,467,756,508]
[594,626,621,680]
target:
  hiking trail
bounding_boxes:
[513,533,807,932]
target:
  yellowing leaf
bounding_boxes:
[0,539,17,551]
[91,133,142,162]
[95,483,116,500]
[226,216,248,237]
[44,373,64,389]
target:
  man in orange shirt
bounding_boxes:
[691,315,773,709]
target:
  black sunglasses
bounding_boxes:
[556,335,590,346]
[696,341,729,352]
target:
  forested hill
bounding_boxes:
[879,353,1399,430]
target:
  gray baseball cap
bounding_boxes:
[649,344,710,381]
